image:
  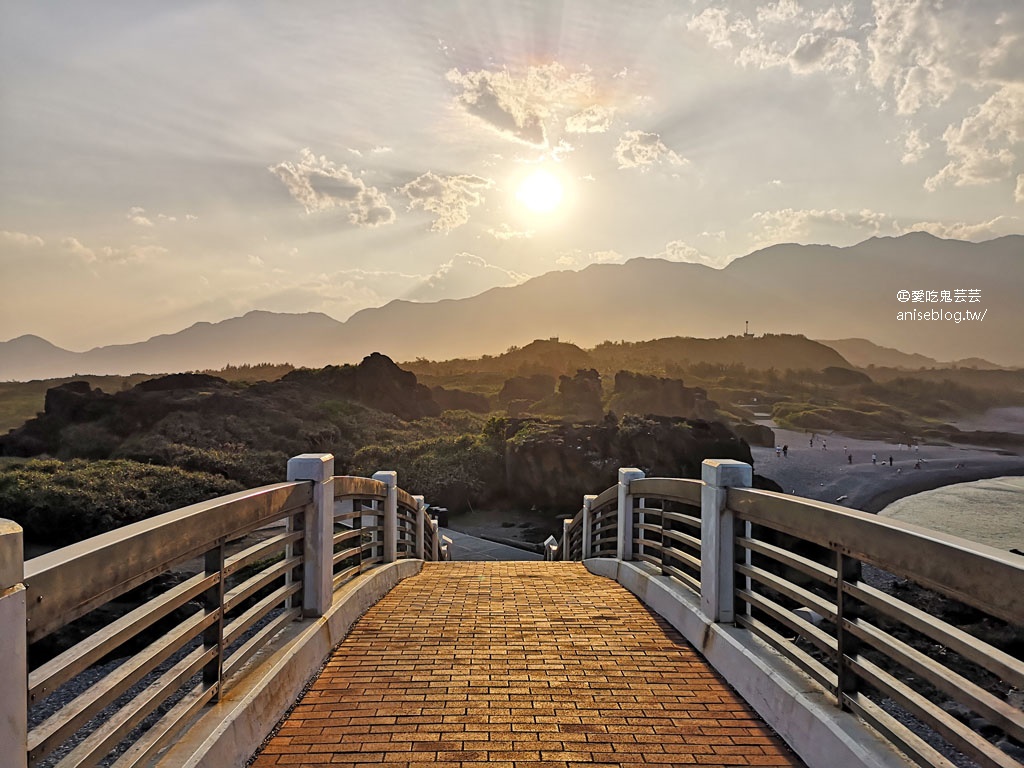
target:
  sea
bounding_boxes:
[880,475,1024,553]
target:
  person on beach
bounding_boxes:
[782,444,788,458]
[848,454,852,464]
[889,456,893,466]
[872,453,877,464]
[823,440,827,450]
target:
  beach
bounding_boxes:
[750,424,1024,514]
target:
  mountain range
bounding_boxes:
[2,233,1021,380]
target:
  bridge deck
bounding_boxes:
[250,562,804,767]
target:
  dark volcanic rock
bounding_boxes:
[134,373,228,392]
[734,422,775,447]
[503,414,753,510]
[282,353,440,420]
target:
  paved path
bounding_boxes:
[251,562,803,767]
[440,527,544,561]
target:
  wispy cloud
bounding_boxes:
[404,253,529,301]
[268,148,395,227]
[614,131,688,171]
[61,237,167,265]
[127,206,154,227]
[1,230,45,247]
[487,224,533,241]
[657,240,730,268]
[401,171,493,232]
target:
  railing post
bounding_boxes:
[413,495,426,560]
[288,453,335,617]
[0,520,27,768]
[582,495,596,559]
[562,519,571,561]
[373,471,398,563]
[431,517,440,561]
[202,543,226,701]
[617,468,645,561]
[700,459,752,623]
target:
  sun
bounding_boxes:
[516,168,564,214]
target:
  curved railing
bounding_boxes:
[3,456,442,768]
[564,463,1024,768]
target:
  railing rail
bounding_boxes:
[4,454,439,768]
[563,460,1024,768]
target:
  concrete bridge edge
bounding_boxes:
[583,558,915,768]
[157,559,423,768]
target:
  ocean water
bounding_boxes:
[880,476,1024,552]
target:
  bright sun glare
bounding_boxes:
[516,169,564,214]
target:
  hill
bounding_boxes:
[819,338,1003,370]
[2,233,1021,380]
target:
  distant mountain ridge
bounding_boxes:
[818,338,1004,370]
[3,233,1021,380]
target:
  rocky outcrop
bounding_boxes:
[608,371,716,419]
[733,422,775,447]
[503,415,755,510]
[0,353,444,464]
[281,353,440,420]
[498,375,555,407]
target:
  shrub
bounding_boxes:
[0,459,244,546]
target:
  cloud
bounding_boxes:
[751,207,896,244]
[788,32,861,75]
[487,224,533,241]
[867,0,959,115]
[901,127,930,165]
[751,206,1018,245]
[400,171,493,232]
[268,148,395,227]
[688,3,862,77]
[404,253,529,301]
[554,249,625,268]
[925,84,1024,190]
[908,215,1020,241]
[565,105,615,134]
[614,131,688,171]
[127,206,154,227]
[60,237,167,265]
[686,8,754,50]
[446,63,598,146]
[656,240,730,268]
[1017,174,1024,203]
[1,230,45,247]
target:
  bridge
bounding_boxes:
[1,455,1022,767]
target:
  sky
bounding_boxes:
[1,0,1022,350]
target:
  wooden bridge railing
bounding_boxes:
[1,453,442,768]
[563,460,1024,768]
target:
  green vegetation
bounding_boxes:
[0,459,242,545]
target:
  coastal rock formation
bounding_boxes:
[503,415,754,509]
[281,352,440,420]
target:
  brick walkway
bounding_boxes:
[251,562,804,767]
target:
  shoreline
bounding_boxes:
[857,462,1024,513]
[750,423,1024,517]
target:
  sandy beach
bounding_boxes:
[750,424,1024,513]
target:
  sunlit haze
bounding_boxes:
[1,1,1022,349]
